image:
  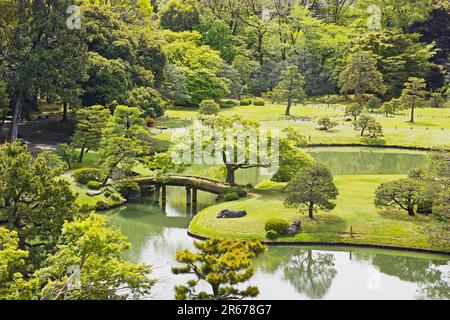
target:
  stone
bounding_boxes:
[87,190,103,197]
[217,209,247,219]
[287,221,301,236]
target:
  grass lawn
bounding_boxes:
[265,121,450,148]
[70,151,101,170]
[189,174,447,252]
[163,104,450,148]
[166,103,346,121]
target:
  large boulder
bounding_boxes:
[287,221,301,236]
[217,209,247,219]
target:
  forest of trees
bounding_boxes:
[0,0,449,301]
[0,0,449,141]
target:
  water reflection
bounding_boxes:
[183,148,431,184]
[254,246,450,300]
[307,148,430,175]
[106,200,450,300]
[103,148,447,300]
[283,250,337,299]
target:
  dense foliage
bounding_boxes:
[172,239,266,300]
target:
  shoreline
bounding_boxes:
[306,143,432,151]
[187,230,450,256]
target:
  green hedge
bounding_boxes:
[87,181,103,190]
[253,98,265,106]
[266,230,278,239]
[73,168,103,185]
[240,99,252,106]
[264,218,289,236]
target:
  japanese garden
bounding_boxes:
[0,0,449,301]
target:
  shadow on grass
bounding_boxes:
[361,137,386,145]
[287,214,348,242]
[377,209,429,223]
[406,121,439,127]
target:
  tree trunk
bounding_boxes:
[257,34,263,65]
[308,203,314,219]
[9,94,23,142]
[355,90,363,106]
[407,206,415,216]
[61,102,68,123]
[285,97,292,116]
[211,283,220,299]
[78,147,85,163]
[225,165,236,185]
[410,97,415,123]
[102,174,110,187]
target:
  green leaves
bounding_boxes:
[172,239,266,300]
[284,163,339,219]
[0,228,33,300]
[99,105,150,184]
[35,214,155,300]
[339,51,386,104]
[0,143,77,267]
[374,178,424,216]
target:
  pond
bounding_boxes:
[107,198,450,300]
[306,147,431,175]
[105,148,449,300]
[181,147,431,185]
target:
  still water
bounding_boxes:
[106,148,449,300]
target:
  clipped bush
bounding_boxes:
[199,99,220,115]
[220,100,239,108]
[264,218,289,236]
[266,230,278,240]
[110,194,122,202]
[240,99,252,106]
[95,201,110,211]
[114,180,141,199]
[253,98,265,106]
[73,168,103,185]
[223,192,239,202]
[87,181,102,190]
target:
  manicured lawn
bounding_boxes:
[265,121,450,148]
[189,175,446,252]
[70,151,101,170]
[166,103,345,121]
[163,103,450,148]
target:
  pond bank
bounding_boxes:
[306,143,432,151]
[188,174,448,254]
[187,230,450,256]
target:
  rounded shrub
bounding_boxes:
[264,218,289,236]
[266,230,278,240]
[253,98,265,106]
[240,99,252,106]
[95,201,110,211]
[223,192,239,202]
[73,168,103,185]
[87,181,102,190]
[220,100,239,108]
[113,180,141,199]
[110,194,122,202]
[199,100,220,115]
